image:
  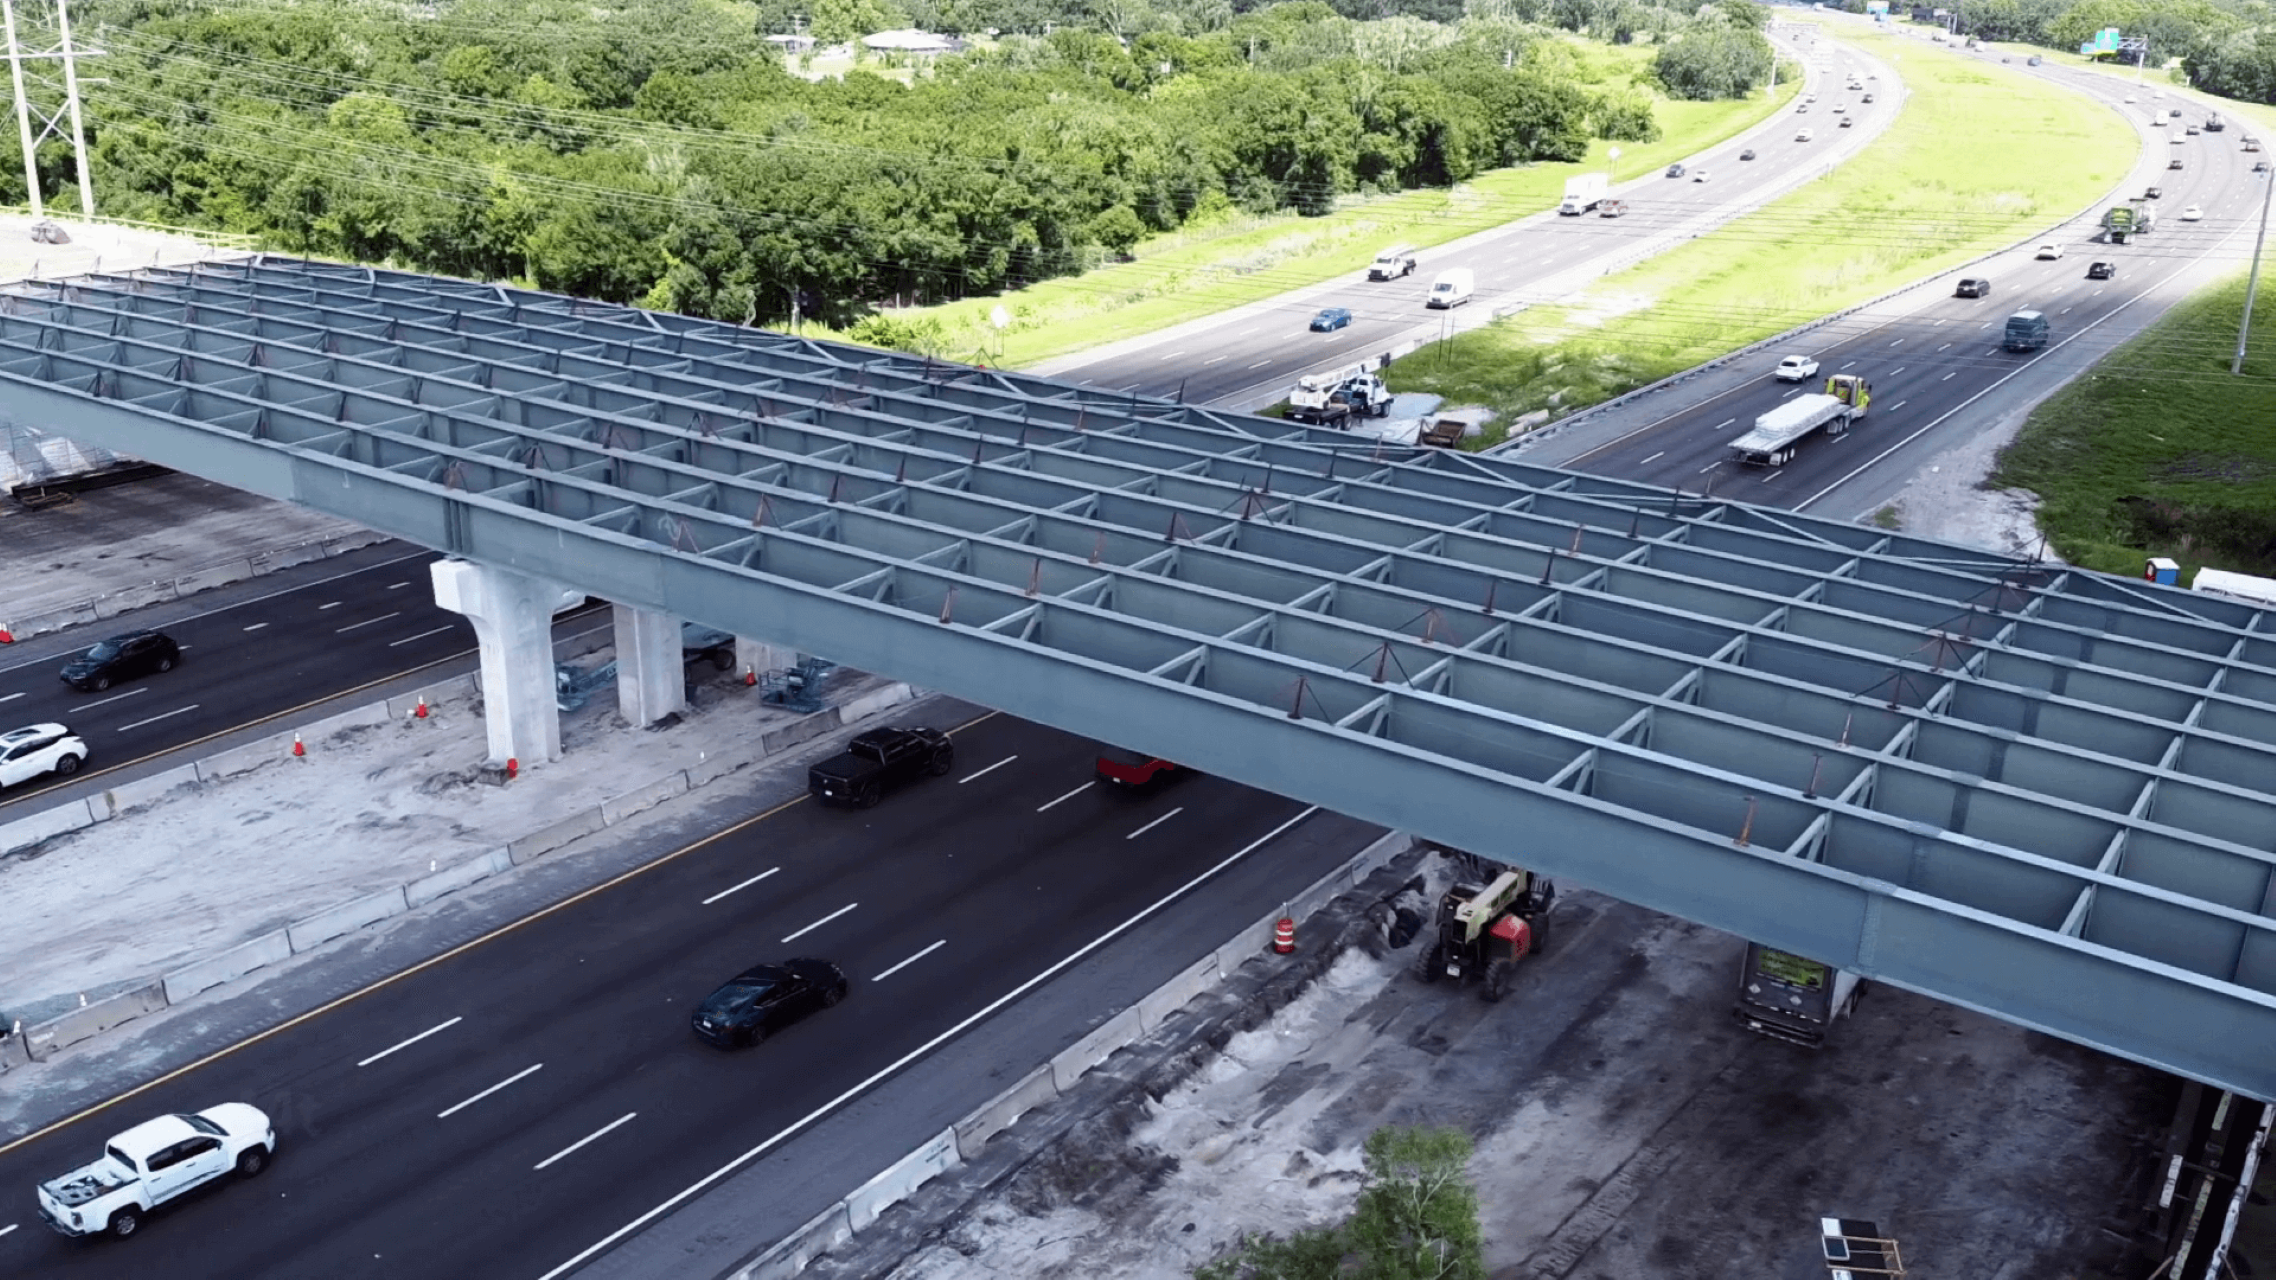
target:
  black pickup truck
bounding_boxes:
[807,727,954,808]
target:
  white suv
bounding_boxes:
[2035,243,2065,260]
[1774,355,1821,382]
[0,723,87,788]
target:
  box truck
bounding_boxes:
[1558,173,1608,215]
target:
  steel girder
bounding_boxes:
[2,258,2274,1096]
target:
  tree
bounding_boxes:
[1192,1125,1486,1280]
[1652,21,1773,99]
[1346,1127,1486,1280]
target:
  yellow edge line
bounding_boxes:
[0,704,998,1156]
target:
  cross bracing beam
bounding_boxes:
[7,258,2276,1097]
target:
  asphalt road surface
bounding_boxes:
[1041,29,1886,409]
[0,548,627,813]
[1545,60,2268,510]
[0,713,1362,1279]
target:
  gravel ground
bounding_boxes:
[869,854,2168,1280]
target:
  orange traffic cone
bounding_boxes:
[744,666,758,687]
[291,733,305,757]
[414,696,428,719]
[0,626,13,644]
[506,756,519,780]
[1272,917,1296,954]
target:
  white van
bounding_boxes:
[1426,268,1474,309]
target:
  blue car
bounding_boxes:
[1310,307,1352,332]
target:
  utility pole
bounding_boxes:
[2234,164,2274,376]
[2,0,100,219]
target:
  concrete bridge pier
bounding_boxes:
[612,604,687,727]
[735,635,798,681]
[430,558,566,770]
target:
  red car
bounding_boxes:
[1096,747,1181,790]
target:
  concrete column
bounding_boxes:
[613,604,687,726]
[430,559,565,769]
[735,635,799,681]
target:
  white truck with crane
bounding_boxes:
[1287,368,1390,426]
[1727,373,1871,467]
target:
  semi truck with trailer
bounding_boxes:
[2102,199,2155,242]
[1558,173,1608,215]
[1727,376,1870,467]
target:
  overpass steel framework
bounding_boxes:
[3,258,2274,1098]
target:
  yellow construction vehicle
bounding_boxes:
[1415,867,1555,1002]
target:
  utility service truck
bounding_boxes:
[1558,173,1608,215]
[1727,375,1870,467]
[1368,245,1417,280]
[1287,369,1389,426]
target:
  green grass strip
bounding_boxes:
[1385,26,2138,448]
[834,41,1796,367]
[1990,271,2276,578]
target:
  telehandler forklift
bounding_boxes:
[1415,867,1555,1002]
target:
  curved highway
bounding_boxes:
[1528,44,2268,510]
[1037,24,1889,409]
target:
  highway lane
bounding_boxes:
[1546,58,2266,508]
[1041,25,1881,409]
[0,547,625,812]
[0,712,1364,1278]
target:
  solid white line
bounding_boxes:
[782,902,857,943]
[0,692,19,705]
[243,622,269,632]
[701,866,780,906]
[1125,806,1186,840]
[78,688,147,710]
[319,601,342,610]
[438,1063,542,1118]
[960,755,1017,784]
[534,1112,637,1170]
[357,1016,463,1067]
[118,705,198,732]
[872,940,946,981]
[1037,781,1094,812]
[535,804,1323,1280]
[388,625,455,648]
[335,611,403,633]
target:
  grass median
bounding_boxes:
[1989,271,2276,579]
[833,40,1795,368]
[1386,24,2138,447]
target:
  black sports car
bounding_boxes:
[60,630,181,692]
[690,958,848,1048]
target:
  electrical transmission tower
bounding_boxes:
[2,0,100,219]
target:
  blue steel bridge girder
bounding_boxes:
[5,258,2276,1097]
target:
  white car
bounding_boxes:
[38,1104,275,1238]
[1796,128,1815,142]
[2035,243,2064,260]
[1774,355,1820,383]
[0,723,87,788]
[2181,205,2205,221]
[1691,168,1710,182]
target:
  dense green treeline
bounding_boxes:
[1840,0,2276,106]
[29,0,1768,327]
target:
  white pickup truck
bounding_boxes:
[37,1103,275,1239]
